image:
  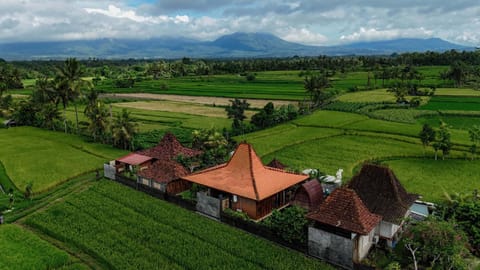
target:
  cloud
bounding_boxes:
[340,27,434,42]
[281,28,328,45]
[0,0,479,46]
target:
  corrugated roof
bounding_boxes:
[348,164,419,224]
[116,153,153,165]
[307,188,381,235]
[182,143,309,201]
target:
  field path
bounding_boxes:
[12,173,106,269]
[102,93,295,108]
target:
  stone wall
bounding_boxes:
[196,191,221,218]
[103,163,116,180]
[308,227,353,269]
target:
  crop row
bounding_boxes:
[26,181,331,270]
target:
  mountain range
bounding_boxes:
[0,32,473,60]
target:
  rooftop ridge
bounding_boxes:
[247,144,260,200]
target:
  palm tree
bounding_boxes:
[304,74,330,108]
[84,89,109,143]
[111,109,137,150]
[56,58,92,133]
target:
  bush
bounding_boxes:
[261,206,308,244]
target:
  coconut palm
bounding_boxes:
[55,58,92,133]
[111,109,137,150]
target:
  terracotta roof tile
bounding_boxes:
[138,132,202,161]
[307,188,381,235]
[348,164,419,224]
[137,160,189,183]
[182,143,309,201]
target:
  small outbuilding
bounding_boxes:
[293,180,323,212]
[307,188,381,269]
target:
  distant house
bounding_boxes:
[3,119,16,128]
[267,158,287,170]
[107,132,202,195]
[348,164,418,247]
[181,143,309,220]
[293,180,323,212]
[307,188,381,269]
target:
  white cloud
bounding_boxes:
[340,27,434,42]
[282,28,328,45]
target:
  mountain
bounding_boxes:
[0,32,473,60]
[343,38,470,54]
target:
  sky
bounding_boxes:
[0,0,479,46]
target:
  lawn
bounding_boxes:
[25,181,333,270]
[0,127,126,193]
[0,224,87,270]
[383,158,480,202]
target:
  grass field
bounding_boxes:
[383,158,480,202]
[0,127,126,193]
[25,181,333,270]
[0,225,87,270]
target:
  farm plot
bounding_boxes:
[97,72,306,100]
[258,135,424,180]
[420,96,480,111]
[25,181,332,270]
[0,127,126,193]
[383,158,480,202]
[67,101,232,132]
[0,225,87,270]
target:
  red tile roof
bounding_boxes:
[182,143,309,201]
[307,188,381,235]
[138,132,202,161]
[137,160,189,183]
[116,153,153,166]
[348,164,419,224]
[267,158,287,170]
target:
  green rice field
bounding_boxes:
[0,225,86,270]
[0,127,126,193]
[25,181,332,270]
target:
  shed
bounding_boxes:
[293,180,323,212]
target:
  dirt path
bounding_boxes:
[102,93,295,108]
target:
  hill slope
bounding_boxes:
[0,32,472,60]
